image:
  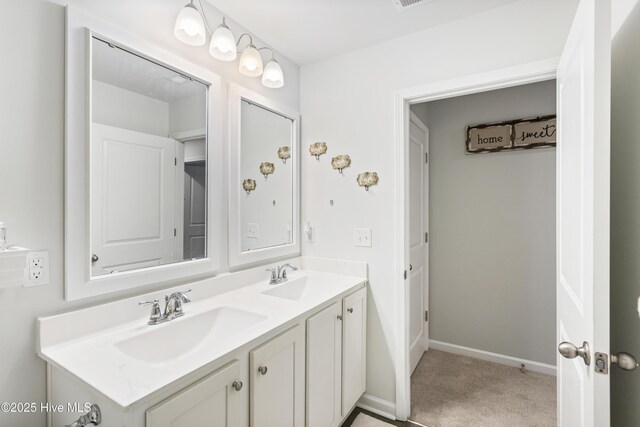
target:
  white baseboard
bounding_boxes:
[357,393,396,420]
[429,340,557,376]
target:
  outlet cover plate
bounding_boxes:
[25,250,50,287]
[247,223,259,239]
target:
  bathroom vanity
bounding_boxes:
[38,259,367,426]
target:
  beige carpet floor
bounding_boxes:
[410,349,556,427]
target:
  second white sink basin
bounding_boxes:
[262,277,315,301]
[114,307,267,364]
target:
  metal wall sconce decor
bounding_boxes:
[356,172,379,191]
[278,146,291,164]
[309,142,327,160]
[259,162,275,179]
[331,155,351,174]
[243,179,257,194]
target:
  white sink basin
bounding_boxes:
[114,307,267,364]
[262,277,315,301]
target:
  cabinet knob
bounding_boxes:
[337,314,343,320]
[258,366,268,375]
[347,307,354,313]
[91,254,99,263]
[232,381,243,391]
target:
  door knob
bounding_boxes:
[558,341,591,366]
[612,352,639,371]
[91,254,99,263]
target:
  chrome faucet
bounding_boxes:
[139,289,192,325]
[266,263,298,285]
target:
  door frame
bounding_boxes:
[392,58,559,420]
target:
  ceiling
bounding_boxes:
[205,0,522,64]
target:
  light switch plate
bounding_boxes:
[247,223,259,239]
[25,250,50,287]
[354,228,372,247]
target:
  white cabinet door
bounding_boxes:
[146,360,243,427]
[306,302,342,427]
[342,287,367,417]
[250,325,305,427]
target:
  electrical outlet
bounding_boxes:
[25,250,49,287]
[304,222,315,243]
[247,223,259,239]
[354,228,372,247]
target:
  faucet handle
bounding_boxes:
[139,299,161,324]
[171,289,192,302]
[265,268,277,283]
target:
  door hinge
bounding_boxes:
[425,310,429,322]
[404,270,407,280]
[425,153,429,164]
[173,228,177,237]
[425,232,429,243]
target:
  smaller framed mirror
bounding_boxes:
[228,84,300,267]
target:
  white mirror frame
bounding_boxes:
[228,83,301,268]
[65,7,223,301]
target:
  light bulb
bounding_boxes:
[262,59,284,88]
[238,45,263,77]
[174,3,206,46]
[209,21,237,61]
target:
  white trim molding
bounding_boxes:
[357,393,397,421]
[430,340,557,376]
[393,57,558,420]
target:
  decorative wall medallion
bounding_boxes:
[277,146,291,164]
[309,141,327,160]
[243,179,256,194]
[331,155,351,174]
[356,172,379,191]
[259,162,275,179]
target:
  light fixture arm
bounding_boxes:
[236,33,255,51]
[258,47,277,61]
[193,0,214,35]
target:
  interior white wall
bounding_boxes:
[169,92,207,135]
[300,0,577,410]
[413,80,556,366]
[92,80,170,136]
[0,1,299,425]
[610,0,640,423]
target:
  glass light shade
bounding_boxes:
[262,60,284,88]
[239,45,264,77]
[174,3,206,46]
[209,24,237,61]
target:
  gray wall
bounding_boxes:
[611,1,640,424]
[411,80,557,365]
[0,1,299,426]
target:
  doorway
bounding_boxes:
[407,80,557,426]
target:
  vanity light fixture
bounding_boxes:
[174,1,206,46]
[357,172,379,191]
[278,146,291,164]
[331,155,351,174]
[243,179,257,195]
[173,0,285,88]
[259,162,275,179]
[309,142,328,160]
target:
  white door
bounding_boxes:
[409,112,429,374]
[250,325,305,427]
[342,287,367,417]
[306,301,342,427]
[184,162,207,260]
[146,360,243,426]
[556,0,611,425]
[91,123,177,275]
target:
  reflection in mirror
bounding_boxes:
[90,36,208,276]
[240,100,294,252]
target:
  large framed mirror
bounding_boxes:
[228,84,300,267]
[65,8,222,300]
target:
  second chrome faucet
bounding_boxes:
[266,263,298,285]
[139,289,192,325]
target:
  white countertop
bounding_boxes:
[38,263,366,409]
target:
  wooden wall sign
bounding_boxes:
[466,115,556,154]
